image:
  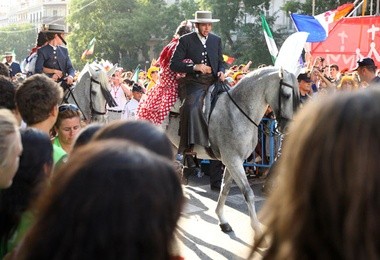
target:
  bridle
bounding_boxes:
[277,78,299,126]
[225,75,298,135]
[63,74,117,121]
[88,78,107,118]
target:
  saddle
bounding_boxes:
[170,80,229,160]
[170,80,229,121]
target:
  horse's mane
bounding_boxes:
[233,66,278,91]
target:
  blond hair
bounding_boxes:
[337,75,358,91]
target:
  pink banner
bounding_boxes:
[311,16,380,71]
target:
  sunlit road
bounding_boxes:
[173,172,267,259]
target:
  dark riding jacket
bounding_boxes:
[35,45,75,79]
[170,32,225,76]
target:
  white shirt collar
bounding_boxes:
[197,33,207,45]
[49,44,57,50]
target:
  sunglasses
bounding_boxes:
[59,104,79,113]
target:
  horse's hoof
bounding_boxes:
[220,223,233,233]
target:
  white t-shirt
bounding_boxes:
[122,98,139,120]
[107,84,128,111]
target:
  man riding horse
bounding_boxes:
[170,11,225,159]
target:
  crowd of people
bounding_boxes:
[1,9,380,259]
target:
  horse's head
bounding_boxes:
[86,63,117,121]
[272,68,300,132]
[89,64,117,109]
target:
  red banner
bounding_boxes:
[311,16,380,71]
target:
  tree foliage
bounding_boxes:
[67,0,190,70]
[66,0,283,70]
[0,24,37,64]
[0,0,358,72]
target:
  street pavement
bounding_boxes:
[174,171,268,260]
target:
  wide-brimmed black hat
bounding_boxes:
[42,24,68,34]
[353,57,377,70]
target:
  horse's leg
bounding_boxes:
[215,167,234,232]
[223,162,264,242]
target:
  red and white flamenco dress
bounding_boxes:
[137,38,183,125]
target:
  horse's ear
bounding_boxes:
[279,67,284,79]
[88,63,96,77]
[107,64,118,78]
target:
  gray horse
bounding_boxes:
[166,66,299,242]
[65,63,117,123]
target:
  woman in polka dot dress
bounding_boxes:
[137,21,192,126]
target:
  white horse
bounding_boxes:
[166,66,299,241]
[65,63,117,123]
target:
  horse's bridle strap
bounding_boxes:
[89,78,107,116]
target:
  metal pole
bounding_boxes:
[312,0,315,16]
[376,0,380,15]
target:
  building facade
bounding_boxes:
[0,0,68,29]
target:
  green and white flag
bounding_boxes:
[131,64,140,83]
[261,14,278,64]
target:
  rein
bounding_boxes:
[226,90,261,129]
[225,79,294,135]
[62,85,88,121]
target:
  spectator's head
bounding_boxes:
[147,66,159,81]
[4,52,14,64]
[252,89,380,258]
[15,74,62,128]
[131,83,145,101]
[17,139,183,259]
[0,128,52,251]
[232,71,244,83]
[72,123,103,152]
[337,75,359,91]
[0,75,16,111]
[0,75,22,125]
[0,109,22,188]
[53,104,82,153]
[18,128,53,180]
[93,120,174,160]
[329,64,339,79]
[355,57,377,83]
[297,72,312,95]
[0,63,10,78]
[2,128,52,206]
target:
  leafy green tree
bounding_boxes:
[197,0,279,67]
[67,0,189,70]
[0,24,37,64]
[66,0,284,70]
